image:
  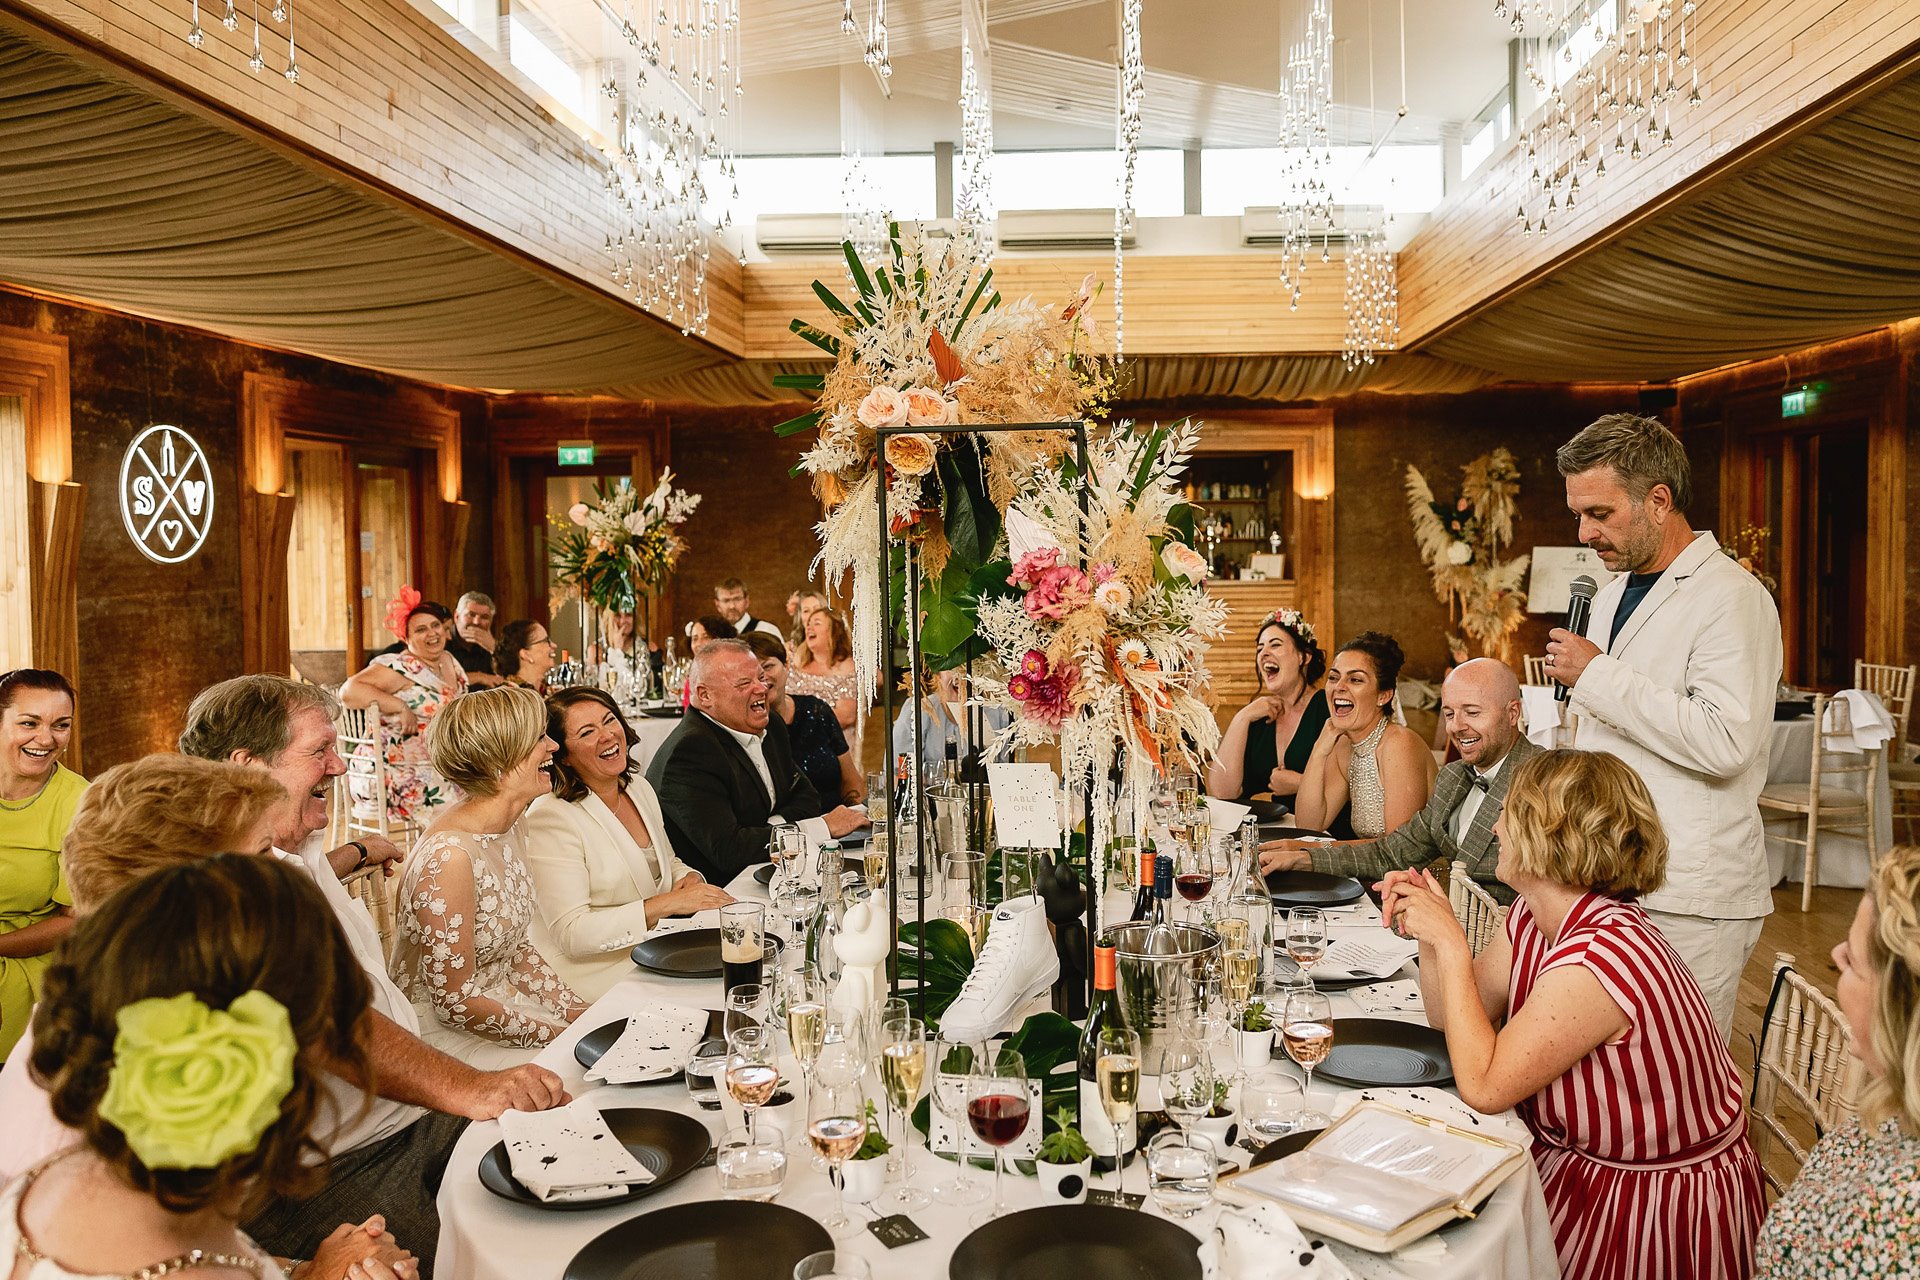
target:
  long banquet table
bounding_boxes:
[434,867,1561,1280]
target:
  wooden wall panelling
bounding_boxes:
[240,489,297,675]
[1398,0,1920,348]
[442,499,472,610]
[0,325,79,734]
[0,398,30,669]
[285,443,349,652]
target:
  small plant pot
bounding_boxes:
[1035,1156,1092,1203]
[1234,1028,1275,1068]
[833,1157,889,1204]
[1194,1108,1239,1150]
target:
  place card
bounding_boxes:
[987,763,1061,851]
[928,1074,1043,1160]
[867,1214,931,1248]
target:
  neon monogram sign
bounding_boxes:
[119,424,214,564]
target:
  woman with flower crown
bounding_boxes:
[341,590,469,829]
[1207,609,1331,807]
[9,853,414,1280]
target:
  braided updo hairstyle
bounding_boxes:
[29,854,373,1213]
[1864,845,1920,1133]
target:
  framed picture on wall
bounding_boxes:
[1527,546,1615,614]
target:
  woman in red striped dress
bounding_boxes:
[1381,749,1764,1280]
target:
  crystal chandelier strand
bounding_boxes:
[956,0,995,253]
[1114,0,1143,361]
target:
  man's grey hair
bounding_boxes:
[688,638,754,693]
[179,675,340,764]
[1555,413,1692,513]
[456,590,495,612]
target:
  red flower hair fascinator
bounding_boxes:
[383,584,423,640]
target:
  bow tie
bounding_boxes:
[1468,771,1491,793]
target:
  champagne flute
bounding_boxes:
[1096,1026,1142,1194]
[1285,907,1329,987]
[930,1040,987,1205]
[725,1024,779,1143]
[863,842,889,894]
[966,1047,1030,1226]
[807,1080,868,1241]
[880,1015,929,1209]
[781,970,827,1151]
[1281,988,1335,1129]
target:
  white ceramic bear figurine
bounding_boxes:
[829,897,889,1021]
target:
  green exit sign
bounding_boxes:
[557,441,596,466]
[1781,389,1811,418]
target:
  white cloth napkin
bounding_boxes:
[1201,1201,1358,1279]
[498,1101,655,1203]
[583,1007,710,1084]
[1829,690,1896,753]
[1348,979,1424,1016]
[1311,928,1419,981]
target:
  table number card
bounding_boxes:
[987,763,1061,852]
[928,1074,1043,1160]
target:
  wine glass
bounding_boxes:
[966,1047,1031,1226]
[725,1024,779,1143]
[940,848,987,951]
[880,1015,929,1209]
[1281,988,1335,1129]
[1285,907,1329,986]
[1160,1033,1215,1134]
[807,1080,868,1241]
[1174,835,1213,925]
[794,1252,871,1280]
[929,1040,987,1205]
[1096,1026,1142,1192]
[768,821,803,888]
[816,1010,869,1088]
[1223,946,1260,1051]
[863,841,889,895]
[779,970,826,1147]
[725,982,767,1040]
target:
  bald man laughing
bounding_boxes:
[1260,659,1542,903]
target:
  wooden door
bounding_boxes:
[285,441,354,685]
[0,396,31,669]
[356,460,419,654]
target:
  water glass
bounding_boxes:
[1145,1129,1217,1220]
[717,1122,787,1201]
[725,982,768,1040]
[685,1038,728,1107]
[794,1251,871,1280]
[1242,1075,1306,1143]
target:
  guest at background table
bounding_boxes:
[1207,607,1330,806]
[745,632,865,806]
[390,686,588,1068]
[342,591,469,827]
[1291,631,1435,839]
[180,677,566,1272]
[451,590,502,689]
[713,575,784,640]
[1262,658,1540,904]
[647,639,868,885]
[0,668,83,1063]
[523,688,734,1001]
[1383,749,1764,1280]
[1546,413,1781,1039]
[679,614,737,707]
[889,665,1012,776]
[789,607,860,736]
[493,618,556,693]
[786,588,826,655]
[13,854,415,1280]
[1754,842,1920,1278]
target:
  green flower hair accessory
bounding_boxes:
[96,990,297,1170]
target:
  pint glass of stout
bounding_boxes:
[721,901,768,996]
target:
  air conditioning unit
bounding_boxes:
[756,214,957,254]
[1240,205,1385,247]
[996,208,1134,251]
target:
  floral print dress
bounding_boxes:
[1754,1114,1920,1278]
[349,652,466,827]
[388,826,582,1065]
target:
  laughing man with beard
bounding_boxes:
[646,638,868,885]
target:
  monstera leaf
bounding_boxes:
[910,1011,1083,1173]
[896,917,975,1031]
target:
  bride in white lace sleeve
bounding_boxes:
[389,685,588,1068]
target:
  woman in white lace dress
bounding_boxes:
[389,685,588,1069]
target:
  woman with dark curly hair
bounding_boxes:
[1207,610,1330,805]
[12,853,412,1280]
[1292,630,1436,839]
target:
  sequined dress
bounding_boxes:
[1345,717,1391,839]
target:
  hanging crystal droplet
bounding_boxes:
[187,23,206,46]
[271,0,286,19]
[222,1,239,30]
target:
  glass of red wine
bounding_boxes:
[965,1047,1030,1227]
[1175,837,1214,926]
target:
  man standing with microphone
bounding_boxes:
[1545,413,1782,1040]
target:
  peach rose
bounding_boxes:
[884,433,939,477]
[903,387,956,427]
[1161,541,1209,582]
[567,502,591,526]
[857,386,911,430]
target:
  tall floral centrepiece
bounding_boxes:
[775,225,1113,705]
[1403,448,1529,661]
[549,469,702,632]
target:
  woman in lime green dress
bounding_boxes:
[0,669,85,1061]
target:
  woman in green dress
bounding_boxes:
[0,668,85,1061]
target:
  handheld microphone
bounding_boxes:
[1555,574,1598,703]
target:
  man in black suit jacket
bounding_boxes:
[1260,659,1537,903]
[646,638,868,884]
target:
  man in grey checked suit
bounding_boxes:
[1259,658,1538,903]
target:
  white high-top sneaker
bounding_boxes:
[938,895,1060,1043]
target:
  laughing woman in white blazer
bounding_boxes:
[524,687,735,1000]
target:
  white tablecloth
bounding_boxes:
[434,873,1560,1280]
[624,710,683,775]
[1524,686,1893,889]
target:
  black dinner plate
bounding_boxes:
[573,1010,726,1080]
[640,705,684,719]
[631,929,725,978]
[950,1205,1202,1280]
[477,1107,710,1211]
[1265,869,1365,908]
[1257,822,1334,841]
[1245,798,1289,823]
[753,863,776,887]
[563,1200,831,1279]
[1774,699,1814,720]
[1301,1017,1454,1088]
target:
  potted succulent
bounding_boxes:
[1034,1107,1093,1203]
[834,1100,891,1204]
[1234,999,1276,1068]
[1194,1078,1239,1148]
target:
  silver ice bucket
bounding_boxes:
[1101,921,1220,1073]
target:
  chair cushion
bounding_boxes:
[1758,783,1869,811]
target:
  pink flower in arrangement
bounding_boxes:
[1092,562,1118,584]
[1006,673,1033,700]
[1023,564,1092,621]
[1017,664,1080,727]
[1009,547,1062,589]
[1020,650,1049,680]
